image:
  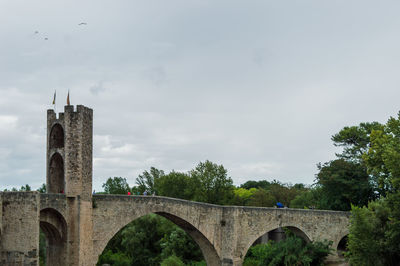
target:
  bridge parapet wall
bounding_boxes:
[0,192,40,265]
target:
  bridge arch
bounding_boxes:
[92,196,221,265]
[241,225,311,264]
[40,208,68,266]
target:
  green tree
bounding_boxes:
[290,187,323,209]
[231,187,257,206]
[37,183,46,193]
[160,227,203,264]
[240,180,271,190]
[161,255,185,266]
[248,188,276,207]
[347,200,391,266]
[364,113,400,196]
[332,122,382,162]
[244,230,332,266]
[347,112,400,265]
[315,159,374,211]
[268,181,303,207]
[102,177,130,194]
[190,160,234,205]
[20,184,31,191]
[155,171,193,200]
[136,167,164,194]
[97,250,131,266]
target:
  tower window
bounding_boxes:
[49,153,64,193]
[50,124,64,149]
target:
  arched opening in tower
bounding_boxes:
[40,208,67,266]
[49,153,64,193]
[96,213,218,266]
[49,124,64,149]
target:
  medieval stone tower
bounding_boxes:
[46,104,95,265]
[47,105,93,200]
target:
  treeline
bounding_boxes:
[101,163,311,208]
[97,161,334,266]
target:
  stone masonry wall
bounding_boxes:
[0,192,40,266]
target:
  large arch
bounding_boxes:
[96,211,220,266]
[40,208,68,266]
[241,225,311,264]
[92,196,222,266]
[48,153,64,193]
[49,123,64,149]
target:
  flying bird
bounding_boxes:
[34,31,39,34]
[44,37,48,40]
[78,22,87,26]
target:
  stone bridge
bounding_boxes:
[0,105,350,265]
[0,191,349,266]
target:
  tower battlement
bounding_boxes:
[46,105,93,200]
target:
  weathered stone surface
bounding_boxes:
[0,192,39,266]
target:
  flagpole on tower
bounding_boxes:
[52,90,56,113]
[67,90,70,105]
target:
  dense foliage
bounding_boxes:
[243,231,332,266]
[346,112,400,265]
[97,214,204,266]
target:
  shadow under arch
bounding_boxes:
[40,208,68,266]
[97,211,220,266]
[242,225,311,263]
[337,234,348,257]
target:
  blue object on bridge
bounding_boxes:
[276,202,284,208]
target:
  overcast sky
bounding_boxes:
[1,0,400,191]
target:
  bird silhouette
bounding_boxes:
[44,37,48,40]
[78,22,87,26]
[34,31,39,34]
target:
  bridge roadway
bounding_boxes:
[1,192,350,265]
